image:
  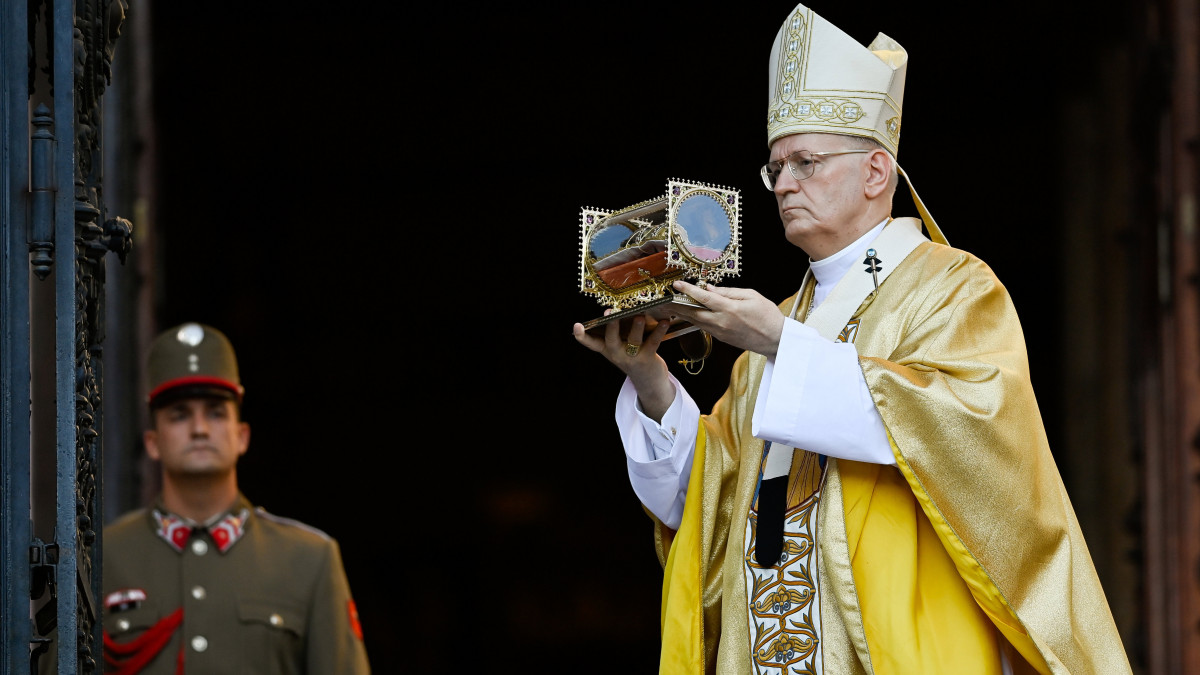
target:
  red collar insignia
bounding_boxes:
[210,509,248,552]
[152,510,191,551]
[153,508,250,554]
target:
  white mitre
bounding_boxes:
[767,3,907,156]
[767,3,948,244]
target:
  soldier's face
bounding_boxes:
[144,397,250,477]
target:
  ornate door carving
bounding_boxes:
[2,1,129,672]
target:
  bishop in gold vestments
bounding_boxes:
[655,236,1130,673]
[574,3,1130,673]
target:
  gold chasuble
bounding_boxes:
[655,237,1130,674]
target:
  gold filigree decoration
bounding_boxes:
[578,179,741,312]
[770,98,867,127]
[775,8,807,102]
[743,456,825,673]
[886,116,901,141]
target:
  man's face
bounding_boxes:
[144,397,249,478]
[770,133,872,259]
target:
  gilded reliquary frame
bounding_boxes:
[579,178,741,338]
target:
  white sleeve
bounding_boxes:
[616,374,700,529]
[752,317,895,465]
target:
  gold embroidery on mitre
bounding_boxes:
[766,3,908,157]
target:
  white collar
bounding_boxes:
[808,219,889,309]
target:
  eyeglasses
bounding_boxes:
[759,149,871,190]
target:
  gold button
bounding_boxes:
[269,613,283,627]
[116,619,130,632]
[191,539,209,556]
[191,586,206,600]
[191,635,208,652]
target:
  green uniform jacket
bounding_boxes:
[101,494,371,674]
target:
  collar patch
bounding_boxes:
[210,509,248,552]
[153,508,250,554]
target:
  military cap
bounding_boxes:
[146,323,244,409]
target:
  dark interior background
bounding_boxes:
[143,2,1121,671]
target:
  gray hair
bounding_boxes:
[842,135,900,196]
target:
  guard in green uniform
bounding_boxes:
[101,322,371,674]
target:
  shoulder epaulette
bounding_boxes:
[253,507,332,541]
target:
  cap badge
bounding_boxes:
[176,323,205,347]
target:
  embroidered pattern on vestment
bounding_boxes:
[743,453,826,673]
[837,319,860,344]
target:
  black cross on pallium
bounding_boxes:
[863,248,883,289]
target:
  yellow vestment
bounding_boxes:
[656,241,1130,674]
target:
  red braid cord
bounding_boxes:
[102,608,183,675]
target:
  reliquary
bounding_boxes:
[578,178,741,344]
